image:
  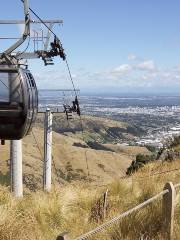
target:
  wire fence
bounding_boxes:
[74,190,167,240]
[58,181,180,240]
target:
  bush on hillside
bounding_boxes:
[170,135,180,147]
[126,153,156,175]
[145,145,157,153]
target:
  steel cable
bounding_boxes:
[74,190,168,240]
[19,0,90,179]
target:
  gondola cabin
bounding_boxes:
[0,64,38,140]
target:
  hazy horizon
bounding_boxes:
[39,88,180,97]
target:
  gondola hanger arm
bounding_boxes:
[1,0,30,57]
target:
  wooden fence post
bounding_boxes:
[162,182,175,240]
[56,232,69,240]
[103,189,108,219]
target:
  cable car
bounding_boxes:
[0,0,66,141]
[0,64,38,140]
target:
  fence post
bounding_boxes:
[103,189,108,219]
[162,182,175,240]
[43,108,53,192]
[56,232,69,240]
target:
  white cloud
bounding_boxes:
[33,55,180,92]
[174,75,180,80]
[174,66,180,72]
[113,64,132,74]
[71,74,77,78]
[141,75,149,80]
[137,60,156,71]
[128,54,137,61]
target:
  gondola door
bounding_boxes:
[25,71,33,134]
[27,72,38,129]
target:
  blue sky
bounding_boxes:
[1,0,180,94]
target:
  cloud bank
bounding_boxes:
[35,54,180,93]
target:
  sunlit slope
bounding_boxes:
[0,114,149,190]
[36,113,140,142]
[0,128,133,189]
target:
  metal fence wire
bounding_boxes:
[57,181,180,240]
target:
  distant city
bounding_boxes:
[39,90,180,148]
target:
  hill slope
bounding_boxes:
[0,158,179,239]
[0,114,149,191]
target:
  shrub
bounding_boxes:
[126,154,156,175]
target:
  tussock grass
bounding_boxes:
[0,160,180,239]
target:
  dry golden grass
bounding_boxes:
[104,143,150,156]
[0,114,179,239]
[0,125,148,190]
[0,159,179,239]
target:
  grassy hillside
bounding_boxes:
[1,114,178,239]
[36,113,139,143]
[0,114,149,191]
[0,159,179,239]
